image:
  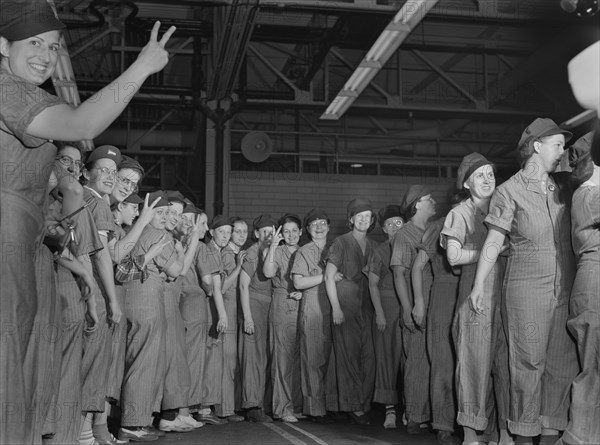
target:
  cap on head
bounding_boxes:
[253,214,276,231]
[0,0,66,41]
[569,132,595,185]
[346,198,373,220]
[378,205,403,227]
[85,145,122,166]
[518,118,573,151]
[165,190,186,205]
[401,184,431,215]
[303,209,330,229]
[457,153,492,189]
[147,190,170,208]
[123,193,144,205]
[209,214,231,230]
[118,155,145,176]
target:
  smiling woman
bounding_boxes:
[0,1,175,442]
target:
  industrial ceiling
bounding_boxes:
[50,0,600,200]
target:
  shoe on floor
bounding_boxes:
[178,414,204,429]
[437,430,458,445]
[383,409,397,429]
[348,412,370,425]
[95,433,129,445]
[407,420,423,434]
[310,415,334,424]
[118,427,158,442]
[224,414,245,422]
[246,408,273,423]
[199,411,228,425]
[146,425,164,438]
[159,416,194,432]
[281,415,299,423]
[294,412,307,420]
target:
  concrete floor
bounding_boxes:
[148,409,444,445]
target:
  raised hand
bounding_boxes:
[137,193,161,227]
[135,21,177,77]
[270,225,283,247]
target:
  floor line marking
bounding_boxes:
[284,422,329,445]
[263,421,308,445]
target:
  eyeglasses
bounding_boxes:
[385,219,403,227]
[55,155,83,169]
[116,175,138,192]
[309,220,328,228]
[92,167,117,178]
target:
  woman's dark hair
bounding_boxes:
[55,140,85,155]
[449,188,469,206]
[591,120,600,166]
[278,214,301,230]
[403,201,419,221]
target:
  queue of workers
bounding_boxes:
[1,2,599,445]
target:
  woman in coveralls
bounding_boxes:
[558,132,600,445]
[0,2,174,441]
[364,205,404,429]
[468,118,579,445]
[263,214,304,423]
[325,198,377,425]
[441,153,511,445]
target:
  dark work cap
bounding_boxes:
[303,209,330,228]
[0,0,65,41]
[569,132,595,185]
[209,215,231,230]
[378,205,403,227]
[182,198,202,215]
[85,145,122,166]
[457,153,492,189]
[346,198,374,220]
[253,214,276,230]
[118,155,145,176]
[518,118,572,151]
[165,190,186,205]
[401,185,431,213]
[123,193,143,205]
[147,190,169,208]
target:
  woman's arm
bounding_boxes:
[410,250,429,329]
[239,270,253,334]
[222,250,246,294]
[263,227,282,278]
[445,237,480,266]
[325,262,344,325]
[368,272,386,332]
[392,265,414,332]
[211,274,228,333]
[468,227,506,315]
[93,235,121,324]
[27,22,176,141]
[293,273,323,290]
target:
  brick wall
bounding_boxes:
[227,171,455,243]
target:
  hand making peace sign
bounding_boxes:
[135,21,177,77]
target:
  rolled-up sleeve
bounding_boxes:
[485,187,514,232]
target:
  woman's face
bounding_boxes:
[416,194,437,218]
[255,226,273,247]
[307,219,329,241]
[350,210,373,233]
[382,216,403,239]
[150,206,169,230]
[0,31,61,85]
[465,164,495,200]
[282,222,301,247]
[119,202,139,227]
[231,221,248,248]
[196,213,208,240]
[535,134,566,173]
[211,225,232,248]
[56,146,82,178]
[178,213,194,236]
[112,168,141,203]
[84,158,117,196]
[166,202,183,232]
